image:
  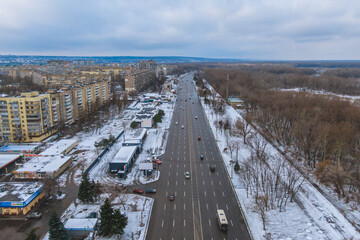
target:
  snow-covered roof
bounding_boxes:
[14,155,71,173]
[40,139,78,156]
[123,140,141,144]
[111,146,138,164]
[131,128,147,140]
[0,144,39,153]
[0,182,43,202]
[0,154,21,169]
[64,218,98,230]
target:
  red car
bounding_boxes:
[169,193,175,201]
[197,136,201,141]
[133,188,144,194]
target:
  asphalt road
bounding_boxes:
[146,72,251,240]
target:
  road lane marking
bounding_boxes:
[219,181,222,186]
[184,191,186,197]
[174,204,176,210]
[216,203,218,209]
[204,190,207,196]
[176,181,178,186]
[169,172,171,176]
[231,219,234,227]
[226,204,229,210]
[162,220,164,227]
[203,180,205,186]
[222,192,225,197]
[166,192,168,196]
[167,181,169,186]
[211,180,213,185]
[176,172,178,176]
[206,204,208,210]
[173,219,175,227]
[184,180,186,185]
[209,219,211,226]
[213,191,216,197]
[164,204,166,210]
[184,204,186,210]
[217,172,219,176]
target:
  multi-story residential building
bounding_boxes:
[46,60,66,75]
[124,69,155,92]
[0,79,111,143]
[0,92,56,142]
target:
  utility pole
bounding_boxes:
[226,74,229,100]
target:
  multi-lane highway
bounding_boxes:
[146,72,251,240]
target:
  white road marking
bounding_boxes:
[164,204,166,210]
[176,172,178,176]
[184,203,186,210]
[211,180,213,185]
[213,191,216,197]
[161,220,164,227]
[226,204,229,210]
[170,164,172,168]
[184,180,186,185]
[169,172,171,176]
[203,180,205,186]
[184,191,186,197]
[231,219,234,227]
[166,192,168,196]
[174,204,176,210]
[206,204,209,210]
[204,190,207,196]
[219,181,222,186]
[173,219,175,227]
[222,192,225,197]
[216,203,218,209]
[167,181,169,186]
[209,219,211,226]
[176,181,178,186]
[184,219,186,227]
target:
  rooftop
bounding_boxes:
[64,218,98,230]
[40,139,78,156]
[0,154,21,169]
[14,155,71,173]
[0,144,39,153]
[111,146,138,164]
[0,182,43,202]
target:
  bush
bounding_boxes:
[130,121,138,129]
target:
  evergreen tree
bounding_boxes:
[130,121,138,129]
[99,198,114,236]
[78,173,91,203]
[234,161,240,173]
[111,209,128,235]
[26,229,39,240]
[48,211,69,240]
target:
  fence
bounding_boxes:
[84,130,124,174]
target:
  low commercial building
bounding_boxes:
[0,144,39,154]
[0,182,44,215]
[13,155,72,179]
[129,128,147,146]
[0,154,21,174]
[64,218,98,239]
[109,146,139,176]
[40,139,79,156]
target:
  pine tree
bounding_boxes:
[99,198,114,236]
[78,173,93,203]
[111,208,128,235]
[26,229,39,240]
[48,211,69,240]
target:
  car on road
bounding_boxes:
[200,155,204,160]
[181,125,184,129]
[152,159,162,164]
[197,136,201,141]
[169,193,175,201]
[210,165,216,172]
[145,188,157,194]
[133,188,144,194]
[195,116,198,119]
[185,172,191,179]
[175,121,179,125]
[26,212,42,220]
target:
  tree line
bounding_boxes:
[198,67,360,203]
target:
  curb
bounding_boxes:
[143,197,154,240]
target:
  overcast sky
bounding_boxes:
[0,0,359,60]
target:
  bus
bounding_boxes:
[216,209,229,232]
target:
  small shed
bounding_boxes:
[64,218,98,238]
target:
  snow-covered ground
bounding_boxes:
[47,77,177,240]
[201,81,360,240]
[276,87,360,103]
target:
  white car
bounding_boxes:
[175,121,179,125]
[181,125,184,129]
[195,116,198,119]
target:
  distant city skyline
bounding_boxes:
[1,0,360,60]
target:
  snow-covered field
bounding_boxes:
[201,81,360,240]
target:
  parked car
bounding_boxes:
[200,155,204,160]
[145,188,157,194]
[133,188,144,194]
[152,159,162,164]
[169,193,175,201]
[210,165,216,172]
[26,212,42,220]
[185,172,191,179]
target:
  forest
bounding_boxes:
[197,65,360,203]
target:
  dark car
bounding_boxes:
[133,188,144,194]
[200,155,204,160]
[197,136,201,141]
[145,188,157,194]
[210,165,216,172]
[169,193,175,201]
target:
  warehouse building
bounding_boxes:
[109,146,139,177]
[0,182,44,215]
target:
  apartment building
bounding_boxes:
[124,69,155,92]
[0,79,111,143]
[0,92,56,143]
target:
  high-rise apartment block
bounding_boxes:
[0,79,111,143]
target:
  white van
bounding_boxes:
[216,209,228,232]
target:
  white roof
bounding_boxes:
[41,139,78,156]
[124,139,141,144]
[0,154,20,169]
[14,155,71,173]
[0,182,43,202]
[111,146,138,164]
[64,218,98,230]
[0,144,39,153]
[132,128,147,140]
